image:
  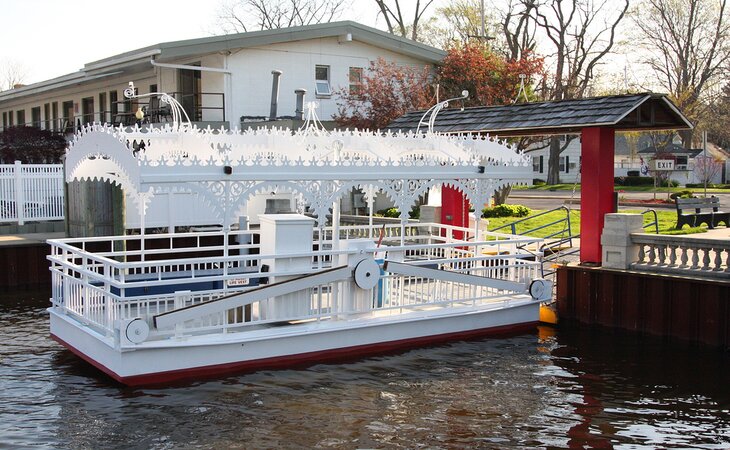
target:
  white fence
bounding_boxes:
[47,225,543,340]
[0,161,64,225]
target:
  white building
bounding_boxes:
[528,134,728,185]
[0,21,445,133]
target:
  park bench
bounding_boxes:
[675,196,730,229]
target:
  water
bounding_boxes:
[2,288,729,449]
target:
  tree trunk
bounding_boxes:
[679,129,694,149]
[493,185,512,205]
[547,136,562,184]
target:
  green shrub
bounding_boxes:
[686,183,730,189]
[376,207,399,218]
[482,204,532,218]
[660,179,679,187]
[533,179,546,186]
[376,206,419,219]
[627,170,640,177]
[669,190,694,200]
[615,176,655,186]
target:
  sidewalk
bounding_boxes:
[0,232,65,248]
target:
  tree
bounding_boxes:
[693,153,724,185]
[438,42,543,107]
[0,58,28,92]
[0,126,66,164]
[707,82,730,149]
[499,0,538,61]
[415,0,500,49]
[217,0,350,33]
[632,0,730,147]
[333,58,432,130]
[374,0,436,42]
[501,0,629,184]
[437,43,544,205]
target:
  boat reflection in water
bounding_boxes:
[2,289,729,448]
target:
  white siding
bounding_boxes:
[227,37,430,122]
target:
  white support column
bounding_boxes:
[601,213,644,269]
[259,214,317,320]
[368,186,374,239]
[14,161,25,225]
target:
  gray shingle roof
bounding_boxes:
[385,93,693,136]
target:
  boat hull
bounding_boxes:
[50,301,539,386]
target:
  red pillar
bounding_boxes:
[441,186,469,240]
[580,127,615,264]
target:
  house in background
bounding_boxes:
[0,21,444,134]
[529,134,729,185]
[0,21,445,230]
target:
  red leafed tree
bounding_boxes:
[438,42,543,107]
[333,57,433,130]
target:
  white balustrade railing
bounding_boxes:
[0,161,64,224]
[48,227,543,340]
[631,233,730,278]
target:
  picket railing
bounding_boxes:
[0,161,64,225]
[631,233,730,279]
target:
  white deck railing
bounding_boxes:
[0,161,64,224]
[631,233,730,278]
[48,224,543,340]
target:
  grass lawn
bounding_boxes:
[485,208,706,238]
[513,184,729,194]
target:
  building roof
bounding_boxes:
[0,21,446,102]
[638,144,703,157]
[385,93,693,136]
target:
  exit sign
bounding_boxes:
[652,159,675,171]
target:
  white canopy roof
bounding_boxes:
[66,124,531,226]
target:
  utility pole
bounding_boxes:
[480,0,485,38]
[703,130,708,198]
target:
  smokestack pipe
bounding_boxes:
[269,69,283,120]
[295,88,307,120]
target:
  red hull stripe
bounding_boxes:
[51,321,538,387]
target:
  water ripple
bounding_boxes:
[1,289,729,449]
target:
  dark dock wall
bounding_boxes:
[0,242,51,288]
[556,265,730,348]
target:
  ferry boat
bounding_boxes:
[48,91,550,386]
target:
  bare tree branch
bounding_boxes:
[632,0,730,146]
[216,0,351,33]
[500,0,629,183]
[374,0,435,41]
[0,59,28,92]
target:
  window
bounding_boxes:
[16,110,25,126]
[44,103,50,130]
[533,155,544,173]
[675,155,688,170]
[349,67,363,96]
[99,92,107,124]
[52,102,58,131]
[8,110,14,126]
[315,65,331,97]
[110,91,118,119]
[2,112,7,130]
[31,107,41,128]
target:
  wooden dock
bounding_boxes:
[556,263,730,349]
[0,232,64,288]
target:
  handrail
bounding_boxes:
[641,209,659,234]
[490,205,573,240]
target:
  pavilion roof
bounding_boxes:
[385,93,693,137]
